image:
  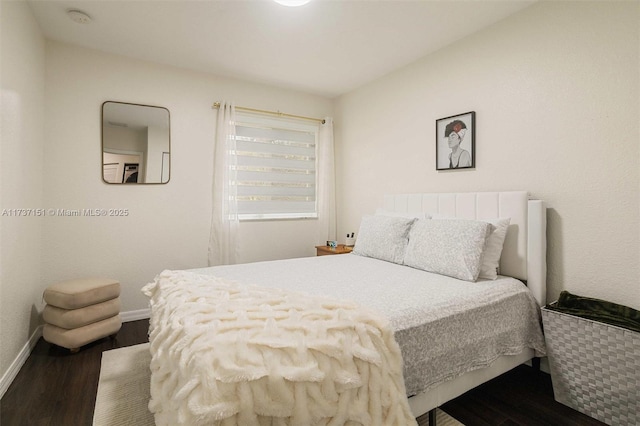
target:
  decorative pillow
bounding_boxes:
[478,218,511,280]
[352,215,415,264]
[404,219,493,281]
[375,208,430,220]
[431,215,511,280]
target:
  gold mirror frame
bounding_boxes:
[101,101,170,184]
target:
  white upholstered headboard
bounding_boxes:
[382,191,547,306]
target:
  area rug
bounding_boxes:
[94,343,463,426]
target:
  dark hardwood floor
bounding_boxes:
[441,365,605,426]
[1,319,605,426]
[1,320,148,426]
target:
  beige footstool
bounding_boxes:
[43,278,122,353]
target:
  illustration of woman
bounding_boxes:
[445,120,471,168]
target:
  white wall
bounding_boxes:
[0,0,46,384]
[103,125,147,153]
[334,2,639,309]
[43,41,333,315]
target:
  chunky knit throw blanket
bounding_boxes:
[142,270,416,426]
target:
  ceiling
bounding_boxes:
[27,0,535,98]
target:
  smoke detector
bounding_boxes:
[67,9,92,24]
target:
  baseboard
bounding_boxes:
[0,324,43,400]
[120,308,150,322]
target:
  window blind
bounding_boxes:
[234,114,318,220]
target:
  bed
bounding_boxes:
[143,191,547,425]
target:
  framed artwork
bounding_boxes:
[436,111,475,170]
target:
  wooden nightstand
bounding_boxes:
[315,244,353,256]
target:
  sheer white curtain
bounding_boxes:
[208,102,239,266]
[316,117,336,244]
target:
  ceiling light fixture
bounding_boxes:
[67,9,92,24]
[273,0,312,7]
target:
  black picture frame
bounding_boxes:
[436,111,475,170]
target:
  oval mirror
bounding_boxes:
[102,101,170,184]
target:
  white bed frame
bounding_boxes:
[381,191,546,417]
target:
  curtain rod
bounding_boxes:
[212,102,325,124]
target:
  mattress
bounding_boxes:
[191,254,546,396]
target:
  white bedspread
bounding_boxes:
[191,254,546,396]
[142,270,417,426]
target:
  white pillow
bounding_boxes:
[352,215,415,264]
[478,218,511,280]
[404,218,493,281]
[431,214,511,280]
[375,208,430,220]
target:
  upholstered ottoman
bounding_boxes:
[43,278,122,353]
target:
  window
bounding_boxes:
[233,113,319,220]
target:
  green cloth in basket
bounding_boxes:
[546,290,640,333]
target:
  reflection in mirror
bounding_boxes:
[102,101,170,184]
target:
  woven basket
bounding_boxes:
[541,304,640,425]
